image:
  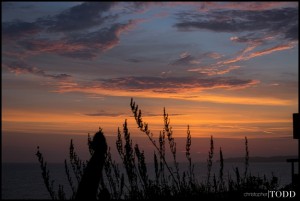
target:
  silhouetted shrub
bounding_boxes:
[36,98,282,200]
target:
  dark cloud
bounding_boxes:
[17,21,137,59]
[3,2,117,37]
[47,2,116,32]
[64,23,125,52]
[85,111,125,117]
[171,53,198,66]
[125,58,142,63]
[171,52,223,66]
[196,2,298,12]
[189,65,240,76]
[175,8,298,41]
[2,21,42,40]
[6,61,72,80]
[2,2,17,10]
[2,2,35,10]
[2,2,127,59]
[62,20,138,59]
[229,33,268,45]
[285,24,298,41]
[98,76,257,93]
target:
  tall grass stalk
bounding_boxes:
[130,98,180,190]
[244,137,249,178]
[206,135,214,191]
[36,98,282,200]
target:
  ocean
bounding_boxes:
[1,162,293,200]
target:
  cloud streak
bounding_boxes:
[189,65,240,76]
[171,52,199,66]
[172,6,297,79]
[52,78,291,106]
[187,34,297,75]
[125,2,297,13]
[2,21,42,41]
[46,2,116,32]
[97,76,258,93]
[196,2,298,11]
[2,2,141,60]
[221,42,296,65]
[15,20,139,59]
[85,110,126,117]
[175,8,298,41]
[85,110,183,117]
[48,75,295,107]
[6,61,71,80]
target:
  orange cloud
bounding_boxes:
[189,65,240,75]
[197,2,298,11]
[5,61,72,79]
[221,42,296,65]
[246,42,297,59]
[49,78,294,106]
[14,20,141,60]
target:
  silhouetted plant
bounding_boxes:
[104,147,122,199]
[130,98,179,190]
[219,147,225,191]
[185,125,195,185]
[36,146,57,200]
[206,136,214,191]
[64,159,76,199]
[36,98,283,200]
[163,108,180,187]
[69,139,84,183]
[244,136,249,178]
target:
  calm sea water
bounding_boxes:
[1,162,293,200]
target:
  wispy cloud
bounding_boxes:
[124,2,297,13]
[189,65,240,76]
[245,42,297,60]
[171,51,239,76]
[2,2,117,40]
[171,52,223,67]
[196,2,298,11]
[97,76,258,93]
[15,20,140,59]
[171,52,200,66]
[187,34,297,75]
[48,75,296,106]
[45,2,116,32]
[172,6,298,80]
[52,75,258,93]
[60,20,140,59]
[85,110,126,117]
[52,78,292,106]
[85,110,183,117]
[175,8,298,41]
[125,58,143,63]
[2,2,141,60]
[5,61,71,80]
[2,21,42,41]
[221,41,296,65]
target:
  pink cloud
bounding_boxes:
[246,42,296,59]
[49,76,294,106]
[5,61,71,79]
[222,42,296,65]
[197,2,298,11]
[189,65,240,76]
[17,20,141,59]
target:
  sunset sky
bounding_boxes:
[2,2,298,162]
